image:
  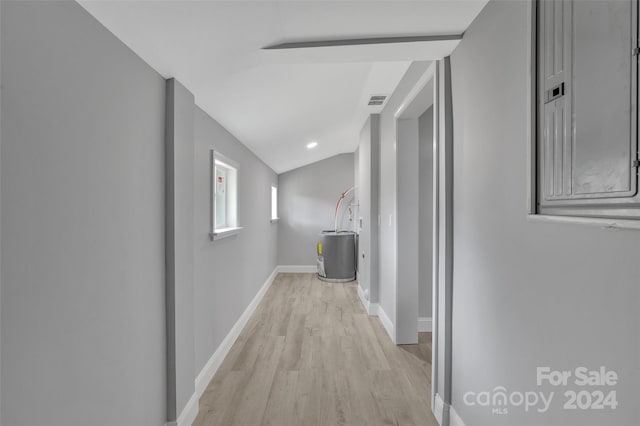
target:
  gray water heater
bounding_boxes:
[316,231,356,282]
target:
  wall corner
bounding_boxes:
[165,77,197,423]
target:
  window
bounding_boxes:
[211,151,240,239]
[271,185,278,222]
[215,166,228,227]
[534,0,639,219]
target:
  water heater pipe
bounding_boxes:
[334,186,354,232]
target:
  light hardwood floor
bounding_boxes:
[193,273,438,426]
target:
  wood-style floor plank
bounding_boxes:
[193,273,438,426]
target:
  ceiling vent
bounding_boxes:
[368,95,387,106]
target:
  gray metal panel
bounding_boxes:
[537,0,639,216]
[541,0,567,89]
[572,0,635,197]
[539,0,574,202]
[543,96,569,198]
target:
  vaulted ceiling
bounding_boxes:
[78,0,488,173]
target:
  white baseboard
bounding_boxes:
[418,317,433,332]
[450,404,466,426]
[356,284,380,316]
[377,304,395,344]
[357,283,370,313]
[167,391,199,426]
[194,265,318,402]
[277,265,316,273]
[192,266,279,421]
[434,393,445,425]
[368,302,379,316]
[433,394,465,426]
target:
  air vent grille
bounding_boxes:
[368,95,387,106]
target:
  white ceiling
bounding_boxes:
[78,0,488,173]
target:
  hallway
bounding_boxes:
[4,2,640,425]
[193,273,436,426]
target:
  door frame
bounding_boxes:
[432,57,455,426]
[393,62,436,346]
[392,60,444,411]
[390,58,453,425]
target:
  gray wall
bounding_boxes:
[418,107,433,318]
[396,119,420,344]
[354,146,360,235]
[378,62,431,331]
[434,57,454,404]
[0,2,3,421]
[1,3,283,425]
[165,79,196,421]
[193,107,278,374]
[355,116,380,303]
[356,120,370,295]
[277,153,354,266]
[1,2,166,425]
[449,1,640,425]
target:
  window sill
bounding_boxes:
[270,218,280,224]
[527,214,640,231]
[210,227,243,240]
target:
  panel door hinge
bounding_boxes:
[634,47,640,56]
[633,159,640,168]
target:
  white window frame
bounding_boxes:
[210,150,242,240]
[270,184,279,223]
[526,0,640,231]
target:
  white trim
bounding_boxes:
[433,393,460,426]
[525,0,536,216]
[194,267,279,400]
[433,393,446,426]
[450,404,466,426]
[395,62,437,118]
[212,150,239,170]
[377,305,396,344]
[437,57,455,423]
[357,283,370,313]
[277,265,316,273]
[210,149,239,235]
[356,284,379,316]
[418,317,433,332]
[527,214,640,231]
[167,391,199,426]
[368,302,379,316]
[210,226,243,240]
[392,61,437,351]
[431,59,441,411]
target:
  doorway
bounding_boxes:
[393,60,453,424]
[394,64,436,346]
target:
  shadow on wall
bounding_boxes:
[289,194,354,230]
[277,153,355,266]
